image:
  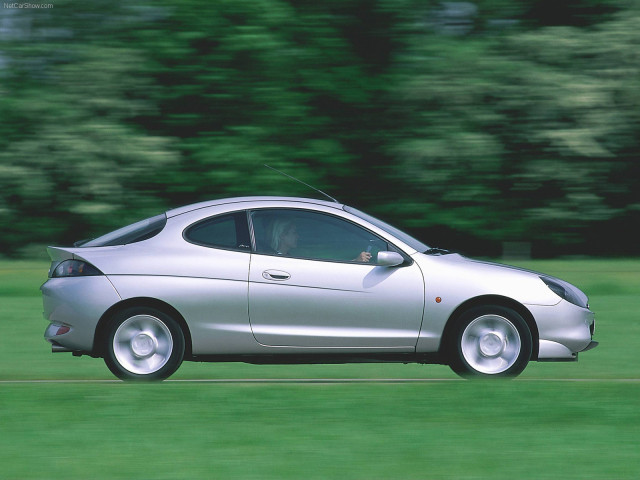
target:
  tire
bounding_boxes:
[103,307,185,381]
[448,305,532,378]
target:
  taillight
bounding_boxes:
[51,260,103,278]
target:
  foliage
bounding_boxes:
[0,5,180,250]
[0,0,639,256]
[388,7,640,254]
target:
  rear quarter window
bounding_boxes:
[184,212,250,251]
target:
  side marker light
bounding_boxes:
[56,326,70,336]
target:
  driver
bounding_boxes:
[267,219,372,262]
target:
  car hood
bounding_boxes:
[414,253,586,307]
[465,257,589,307]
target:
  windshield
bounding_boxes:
[344,206,430,253]
[78,214,167,247]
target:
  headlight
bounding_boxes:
[540,276,586,308]
[51,260,103,278]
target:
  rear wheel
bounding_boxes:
[103,307,185,381]
[448,305,532,378]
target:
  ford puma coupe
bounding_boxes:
[42,196,597,380]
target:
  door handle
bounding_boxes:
[262,270,291,281]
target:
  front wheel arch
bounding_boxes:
[94,298,192,359]
[440,295,539,361]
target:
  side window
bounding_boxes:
[250,209,390,264]
[184,212,250,251]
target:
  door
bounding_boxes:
[248,209,425,349]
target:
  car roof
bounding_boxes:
[165,196,345,218]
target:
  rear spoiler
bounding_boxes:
[46,246,77,262]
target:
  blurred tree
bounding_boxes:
[522,0,621,27]
[0,0,403,254]
[0,5,180,252]
[387,4,640,255]
[1,0,639,257]
[124,0,403,207]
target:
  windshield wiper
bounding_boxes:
[424,247,451,255]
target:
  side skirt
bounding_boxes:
[188,352,444,366]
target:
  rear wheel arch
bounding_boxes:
[440,295,539,361]
[94,298,192,359]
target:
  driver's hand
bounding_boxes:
[356,251,372,263]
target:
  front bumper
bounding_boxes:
[526,300,596,361]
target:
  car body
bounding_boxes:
[42,196,597,380]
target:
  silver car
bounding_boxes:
[42,196,597,380]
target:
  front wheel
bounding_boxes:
[448,305,532,378]
[103,307,185,381]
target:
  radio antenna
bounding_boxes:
[264,164,340,204]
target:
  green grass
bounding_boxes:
[2,382,639,479]
[1,259,639,479]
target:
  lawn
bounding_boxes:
[0,259,638,479]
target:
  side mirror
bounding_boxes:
[376,251,404,267]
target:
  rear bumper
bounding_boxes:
[42,276,121,352]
